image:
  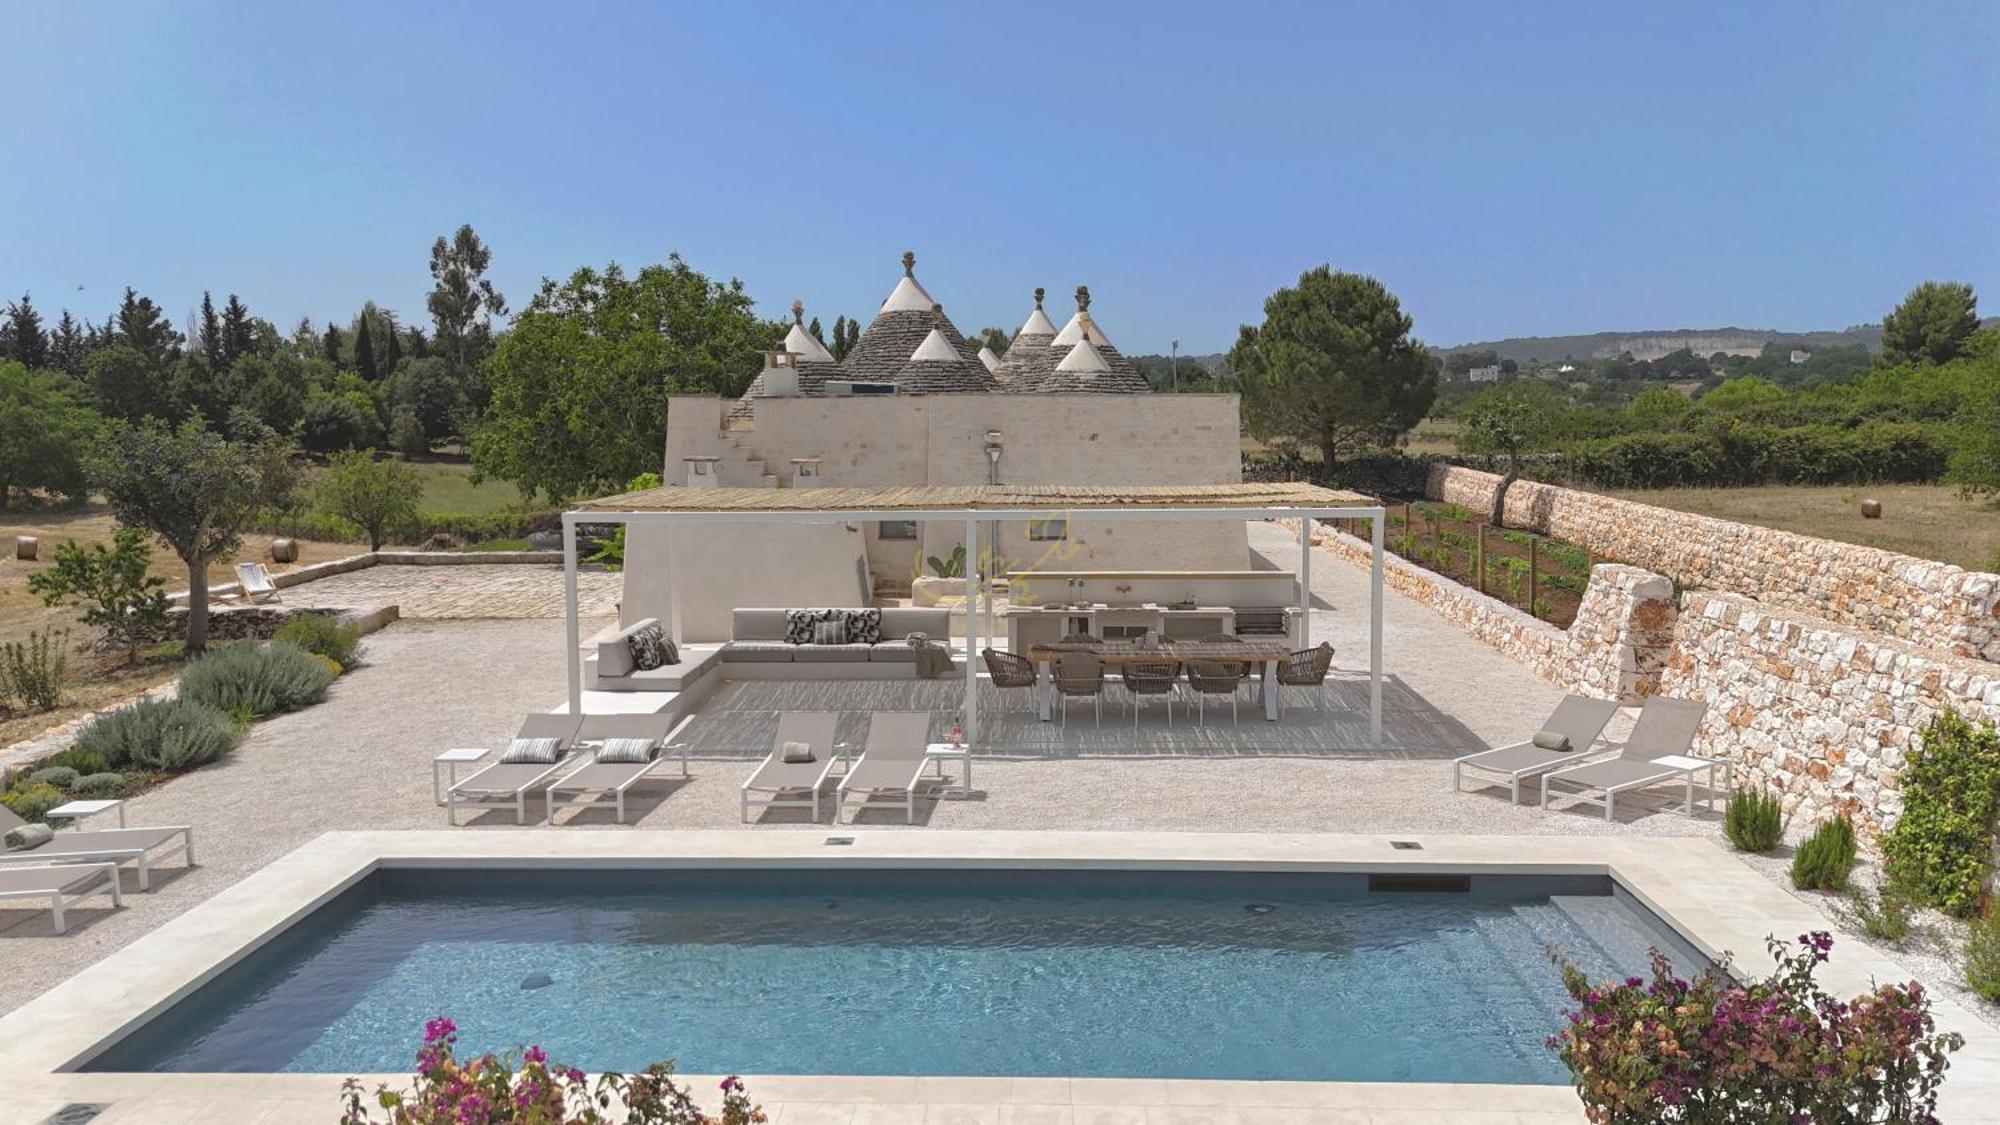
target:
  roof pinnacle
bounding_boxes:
[1033,286,1045,309]
[790,299,805,326]
[901,250,916,277]
[1076,284,1091,312]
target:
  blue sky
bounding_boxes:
[4,2,1994,352]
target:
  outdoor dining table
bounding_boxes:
[1026,639,1293,722]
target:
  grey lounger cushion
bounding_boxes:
[723,642,796,663]
[792,643,875,664]
[0,864,111,895]
[453,761,568,795]
[842,713,934,792]
[746,713,840,790]
[1458,695,1619,775]
[11,826,187,856]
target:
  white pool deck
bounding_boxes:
[7,830,2000,1124]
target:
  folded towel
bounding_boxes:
[4,823,53,850]
[907,633,952,680]
[781,740,816,764]
[1532,729,1572,752]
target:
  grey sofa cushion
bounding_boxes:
[793,643,875,664]
[869,643,920,663]
[880,607,952,638]
[722,641,795,663]
[732,608,791,642]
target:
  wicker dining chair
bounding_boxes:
[1120,660,1180,727]
[982,648,1038,714]
[1270,641,1336,717]
[1053,651,1105,728]
[1196,631,1250,699]
[1186,662,1243,726]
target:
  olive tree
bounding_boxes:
[316,450,423,551]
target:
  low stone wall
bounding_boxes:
[173,549,563,605]
[1428,465,2000,662]
[1661,591,2000,837]
[1301,522,1676,703]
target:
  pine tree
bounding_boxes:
[354,309,379,380]
[844,317,861,358]
[321,322,342,366]
[427,224,507,368]
[379,308,402,373]
[198,292,224,371]
[2,292,49,369]
[808,316,825,344]
[221,294,255,365]
[49,310,86,376]
[113,287,182,367]
[401,325,429,360]
[830,315,852,361]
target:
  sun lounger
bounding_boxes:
[235,562,281,603]
[0,863,122,934]
[549,714,695,825]
[445,713,586,826]
[1542,697,1711,822]
[837,712,935,825]
[740,712,843,823]
[1451,694,1621,804]
[0,807,195,891]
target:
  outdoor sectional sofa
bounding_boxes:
[586,607,956,691]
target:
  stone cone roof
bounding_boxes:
[895,329,998,393]
[1009,286,1149,393]
[991,287,1058,389]
[977,345,1001,372]
[840,252,984,383]
[783,322,835,363]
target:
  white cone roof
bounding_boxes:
[879,273,938,313]
[1055,339,1110,373]
[1050,310,1112,348]
[909,328,960,362]
[977,345,1000,371]
[1016,305,1057,336]
[783,322,835,363]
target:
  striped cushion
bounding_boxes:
[500,736,563,765]
[596,737,656,764]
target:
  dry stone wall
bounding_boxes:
[1428,465,2000,662]
[1301,522,1676,703]
[1661,591,2000,837]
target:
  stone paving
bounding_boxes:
[292,562,621,619]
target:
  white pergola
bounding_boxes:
[561,483,1387,747]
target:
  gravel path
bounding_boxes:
[3,522,1985,1032]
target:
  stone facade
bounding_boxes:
[1300,521,1676,703]
[1660,590,2000,837]
[1428,465,2000,662]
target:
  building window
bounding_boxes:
[878,520,918,541]
[1027,517,1069,541]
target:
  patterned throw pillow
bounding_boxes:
[596,737,656,764]
[813,618,849,645]
[627,622,668,670]
[846,608,882,644]
[500,736,562,765]
[785,608,840,645]
[660,638,679,665]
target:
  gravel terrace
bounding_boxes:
[1,523,1979,1030]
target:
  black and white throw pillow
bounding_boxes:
[659,638,679,665]
[785,608,840,644]
[845,608,882,644]
[500,736,563,765]
[813,618,849,645]
[627,622,668,670]
[596,737,657,764]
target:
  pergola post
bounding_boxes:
[1298,513,1312,647]
[563,512,583,715]
[963,517,980,747]
[1369,509,1385,747]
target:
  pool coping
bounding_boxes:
[8,830,2000,1122]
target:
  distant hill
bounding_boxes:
[1437,324,1888,364]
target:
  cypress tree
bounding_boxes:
[2,292,49,369]
[198,292,224,371]
[321,322,342,366]
[221,294,255,364]
[808,316,825,344]
[354,310,378,380]
[50,310,86,376]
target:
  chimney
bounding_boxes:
[760,349,800,397]
[683,456,721,488]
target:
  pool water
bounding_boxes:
[88,868,1704,1083]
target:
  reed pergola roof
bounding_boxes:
[574,481,1375,517]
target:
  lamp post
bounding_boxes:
[1170,339,1180,392]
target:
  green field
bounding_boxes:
[1606,484,2000,572]
[408,460,534,515]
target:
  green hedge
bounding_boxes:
[180,641,336,718]
[253,508,559,547]
[1565,422,1949,489]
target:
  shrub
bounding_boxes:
[27,766,79,790]
[273,612,361,668]
[1723,787,1786,852]
[1842,881,1914,944]
[179,641,336,718]
[1791,815,1858,890]
[25,528,171,661]
[40,747,107,775]
[340,1017,765,1125]
[72,697,242,772]
[72,772,128,798]
[316,450,423,552]
[1,781,68,822]
[1551,933,1961,1122]
[1,628,70,712]
[1968,910,2000,1001]
[1882,711,2000,917]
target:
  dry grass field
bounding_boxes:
[1607,484,2000,572]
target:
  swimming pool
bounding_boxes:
[87,867,1705,1083]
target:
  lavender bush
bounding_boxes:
[1550,932,1960,1124]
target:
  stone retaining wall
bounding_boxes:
[1660,591,2000,837]
[1427,465,2000,662]
[1301,522,1676,703]
[172,549,562,605]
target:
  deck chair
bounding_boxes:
[0,863,121,934]
[1542,697,1711,822]
[445,713,586,825]
[235,561,281,603]
[837,712,935,825]
[549,714,694,825]
[1451,695,1621,804]
[740,712,843,823]
[0,807,195,891]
